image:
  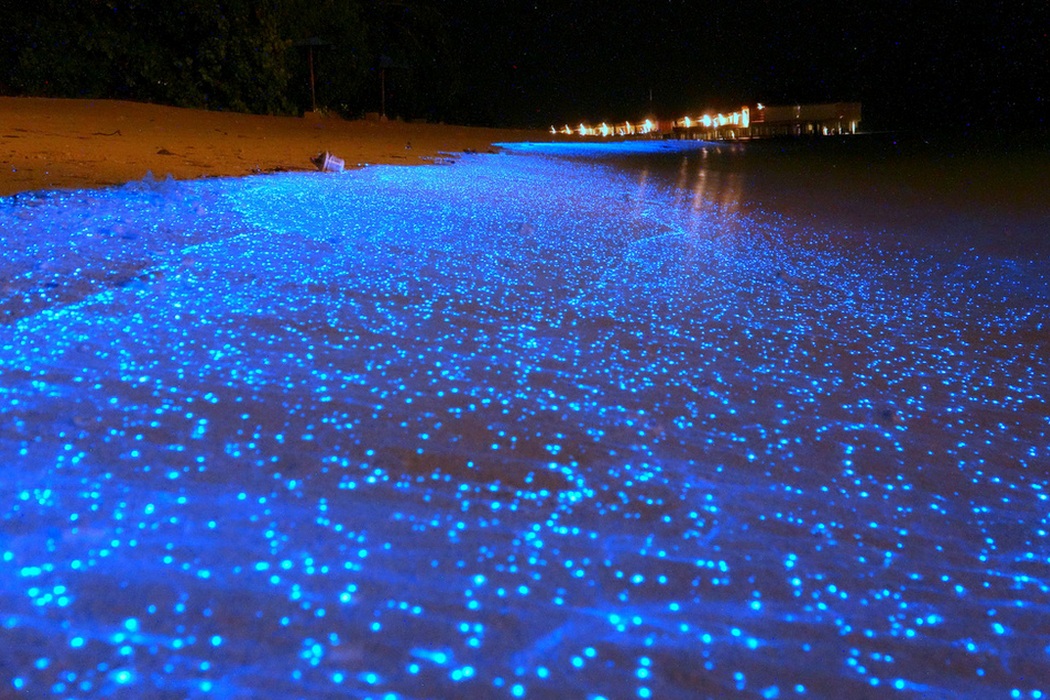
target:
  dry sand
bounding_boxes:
[0,97,550,197]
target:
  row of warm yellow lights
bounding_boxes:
[551,106,750,137]
[677,106,750,130]
[550,119,659,137]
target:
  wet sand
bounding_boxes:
[2,114,1047,699]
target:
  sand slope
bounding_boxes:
[0,97,548,196]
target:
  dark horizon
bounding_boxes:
[2,1,1047,133]
[452,1,1048,133]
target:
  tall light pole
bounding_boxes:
[379,55,394,120]
[296,37,329,114]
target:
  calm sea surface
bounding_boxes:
[516,132,1050,255]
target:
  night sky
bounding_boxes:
[3,1,1047,131]
[453,1,1049,131]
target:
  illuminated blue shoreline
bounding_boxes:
[1,151,1047,699]
[496,140,716,156]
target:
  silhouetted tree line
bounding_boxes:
[3,1,1047,129]
[0,0,472,122]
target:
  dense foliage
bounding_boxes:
[0,0,465,121]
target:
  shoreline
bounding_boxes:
[0,97,551,197]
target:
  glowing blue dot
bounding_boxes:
[111,670,134,685]
[512,683,525,697]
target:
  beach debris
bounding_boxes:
[311,151,345,173]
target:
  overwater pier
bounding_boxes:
[554,101,862,140]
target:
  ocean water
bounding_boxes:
[1,138,1048,699]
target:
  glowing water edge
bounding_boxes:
[2,140,1048,700]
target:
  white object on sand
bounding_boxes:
[313,151,345,173]
[322,152,345,172]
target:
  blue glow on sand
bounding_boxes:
[1,148,1048,699]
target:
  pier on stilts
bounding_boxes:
[553,101,862,140]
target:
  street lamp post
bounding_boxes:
[296,37,330,114]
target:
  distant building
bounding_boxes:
[672,102,862,140]
[748,102,862,137]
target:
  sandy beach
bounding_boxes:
[0,97,549,197]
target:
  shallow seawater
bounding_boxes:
[1,141,1048,699]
